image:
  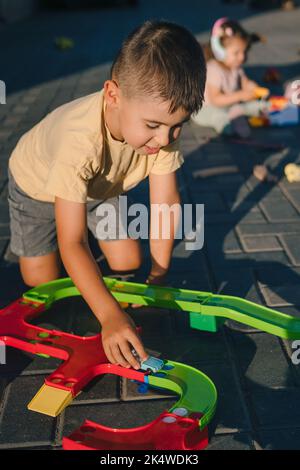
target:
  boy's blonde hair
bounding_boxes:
[111,20,206,115]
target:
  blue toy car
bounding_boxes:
[140,356,165,373]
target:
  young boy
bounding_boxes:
[8,21,206,370]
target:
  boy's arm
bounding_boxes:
[54,197,148,369]
[148,171,181,279]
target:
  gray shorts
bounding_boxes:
[8,168,127,257]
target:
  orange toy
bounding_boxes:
[254,86,270,99]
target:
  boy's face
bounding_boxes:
[104,80,190,155]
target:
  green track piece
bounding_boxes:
[24,277,300,340]
[148,360,217,430]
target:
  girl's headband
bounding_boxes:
[210,17,230,61]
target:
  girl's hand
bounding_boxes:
[239,88,256,102]
[240,80,258,102]
[101,310,148,369]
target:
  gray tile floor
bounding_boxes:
[1,0,300,450]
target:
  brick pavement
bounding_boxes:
[1,0,300,450]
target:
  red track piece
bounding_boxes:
[0,298,210,450]
[0,298,145,397]
[63,413,208,450]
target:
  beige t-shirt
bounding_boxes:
[9,89,184,203]
[204,59,246,105]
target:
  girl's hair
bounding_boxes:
[203,19,261,62]
[111,20,206,115]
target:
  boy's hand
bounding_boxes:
[101,310,148,369]
[146,272,167,286]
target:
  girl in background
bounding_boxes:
[192,18,269,139]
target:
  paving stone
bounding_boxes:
[0,239,8,258]
[11,105,30,115]
[255,266,300,287]
[0,202,9,224]
[179,142,202,158]
[213,267,264,333]
[225,199,260,214]
[206,210,266,225]
[0,182,8,201]
[167,269,212,293]
[278,306,300,319]
[280,187,300,212]
[26,296,80,336]
[205,226,242,254]
[186,174,246,193]
[229,332,295,390]
[0,345,62,376]
[0,375,55,444]
[259,284,300,308]
[142,330,229,366]
[207,433,254,450]
[222,187,252,204]
[236,222,300,236]
[2,116,22,128]
[240,235,282,253]
[280,234,300,266]
[281,336,300,386]
[191,192,227,213]
[246,174,284,193]
[0,265,27,301]
[211,250,291,267]
[169,241,209,274]
[200,363,251,433]
[0,129,13,142]
[1,443,54,450]
[2,243,18,263]
[214,267,260,299]
[260,197,299,222]
[73,374,120,403]
[252,389,300,428]
[128,307,175,341]
[257,428,300,450]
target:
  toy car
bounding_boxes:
[140,356,165,374]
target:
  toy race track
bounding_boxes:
[1,277,300,450]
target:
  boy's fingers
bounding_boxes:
[119,340,140,369]
[128,333,148,363]
[131,303,143,309]
[104,344,115,365]
[111,343,130,368]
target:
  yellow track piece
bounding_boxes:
[27,384,73,417]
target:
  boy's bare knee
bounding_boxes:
[21,269,59,287]
[20,253,61,287]
[22,274,54,288]
[108,254,143,272]
[99,239,143,273]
